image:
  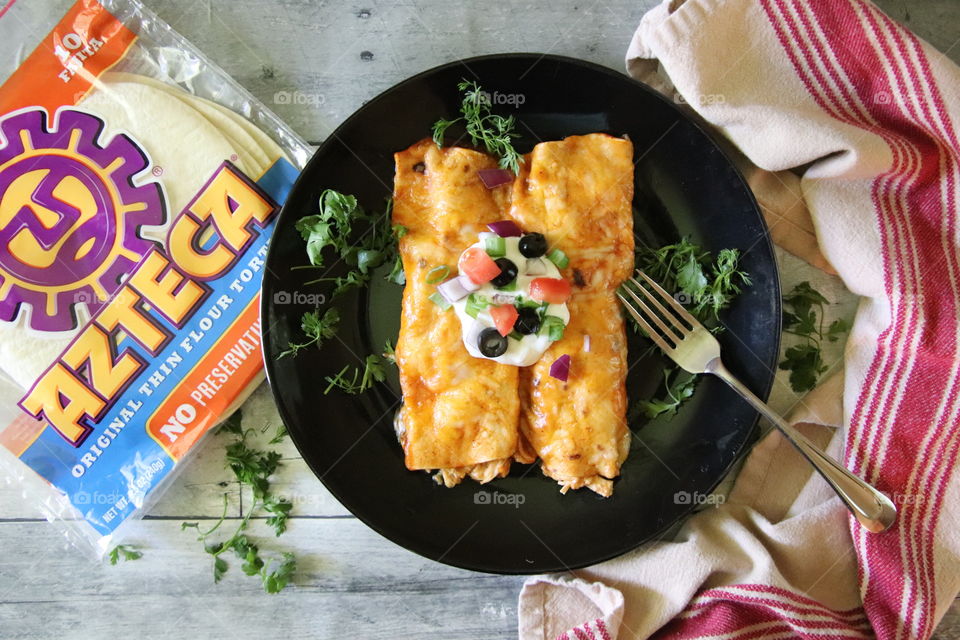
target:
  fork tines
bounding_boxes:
[617,271,699,352]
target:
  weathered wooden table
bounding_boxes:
[1,1,958,638]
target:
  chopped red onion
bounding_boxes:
[549,354,571,382]
[478,169,514,189]
[525,258,547,276]
[437,276,471,303]
[457,273,481,292]
[486,219,523,237]
[582,335,591,353]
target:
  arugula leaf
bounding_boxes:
[432,80,523,173]
[107,544,142,565]
[182,412,296,593]
[778,282,848,392]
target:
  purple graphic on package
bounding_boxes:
[0,108,166,331]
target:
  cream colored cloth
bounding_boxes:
[519,1,960,638]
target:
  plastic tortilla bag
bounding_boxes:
[0,0,309,556]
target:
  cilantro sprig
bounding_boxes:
[279,308,340,359]
[282,189,406,369]
[779,281,848,393]
[107,544,142,565]
[631,238,751,419]
[636,239,751,325]
[432,80,523,173]
[181,410,296,594]
[294,190,406,295]
[324,354,388,395]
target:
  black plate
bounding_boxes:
[261,54,780,574]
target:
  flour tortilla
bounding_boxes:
[103,72,288,174]
[0,78,277,389]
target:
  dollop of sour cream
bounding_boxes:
[451,232,570,366]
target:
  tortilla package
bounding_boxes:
[0,0,310,556]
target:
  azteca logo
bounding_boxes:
[0,108,165,331]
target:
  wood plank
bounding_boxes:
[145,0,654,142]
[0,518,524,639]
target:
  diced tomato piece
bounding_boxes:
[459,247,501,284]
[529,277,572,304]
[490,305,519,336]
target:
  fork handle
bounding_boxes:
[705,358,897,532]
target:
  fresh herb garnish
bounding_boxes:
[284,189,406,366]
[432,80,523,173]
[635,239,751,324]
[295,191,402,293]
[382,340,397,364]
[638,368,698,419]
[779,281,848,393]
[107,544,142,565]
[279,308,340,359]
[181,409,296,593]
[631,238,751,419]
[324,354,388,395]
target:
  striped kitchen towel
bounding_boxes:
[518,0,960,638]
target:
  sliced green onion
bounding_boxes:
[514,295,539,309]
[485,236,506,258]
[429,292,452,310]
[465,293,490,319]
[425,265,450,284]
[547,248,569,269]
[540,315,566,341]
[508,330,524,341]
[498,278,518,292]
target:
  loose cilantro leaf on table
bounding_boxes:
[630,238,751,419]
[181,409,296,593]
[107,544,142,565]
[778,281,849,393]
[432,79,523,173]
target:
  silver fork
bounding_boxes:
[618,271,896,532]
